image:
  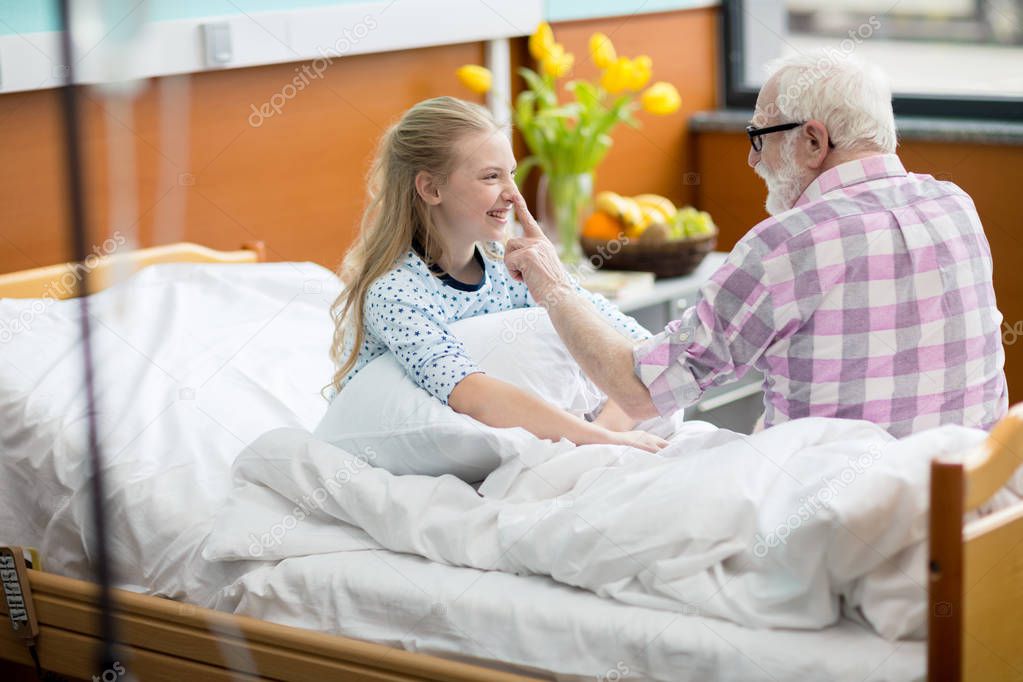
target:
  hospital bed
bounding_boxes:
[0,242,1021,681]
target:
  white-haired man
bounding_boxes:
[506,51,1008,438]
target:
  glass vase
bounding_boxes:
[537,171,593,266]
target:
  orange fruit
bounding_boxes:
[581,211,623,241]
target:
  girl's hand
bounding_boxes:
[607,430,670,453]
[573,421,667,453]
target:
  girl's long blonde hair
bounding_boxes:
[327,96,504,396]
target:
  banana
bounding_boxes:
[633,194,676,225]
[596,191,644,231]
[595,191,624,217]
[638,204,662,230]
[597,191,682,238]
[618,197,645,232]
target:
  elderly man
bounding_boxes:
[506,51,1008,438]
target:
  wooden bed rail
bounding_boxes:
[0,241,266,300]
[0,566,543,681]
[928,405,1023,682]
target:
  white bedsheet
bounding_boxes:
[209,548,925,682]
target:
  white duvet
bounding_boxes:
[206,416,996,641]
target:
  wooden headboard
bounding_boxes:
[0,241,265,299]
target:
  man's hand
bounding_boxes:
[504,193,574,307]
[504,192,661,423]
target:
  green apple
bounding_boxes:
[670,210,688,239]
[671,206,716,239]
[686,210,716,237]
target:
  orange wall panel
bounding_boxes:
[0,41,487,275]
[0,7,718,275]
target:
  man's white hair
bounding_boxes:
[766,50,897,154]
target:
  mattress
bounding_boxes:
[209,549,924,681]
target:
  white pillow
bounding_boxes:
[451,307,605,417]
[313,307,606,481]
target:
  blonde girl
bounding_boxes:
[328,96,666,452]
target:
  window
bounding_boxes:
[723,0,1023,120]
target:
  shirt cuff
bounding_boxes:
[632,323,702,417]
[427,354,484,405]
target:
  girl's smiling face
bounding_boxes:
[431,130,518,245]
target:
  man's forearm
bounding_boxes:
[593,398,638,431]
[543,284,660,420]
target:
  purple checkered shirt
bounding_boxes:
[633,154,1008,437]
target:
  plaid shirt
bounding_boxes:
[634,154,1008,437]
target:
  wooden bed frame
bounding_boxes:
[2,242,1022,681]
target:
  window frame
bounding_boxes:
[721,0,1023,122]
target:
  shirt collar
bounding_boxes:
[794,153,906,207]
[408,242,488,292]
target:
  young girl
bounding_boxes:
[328,97,666,453]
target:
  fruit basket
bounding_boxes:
[580,192,718,278]
[580,232,716,278]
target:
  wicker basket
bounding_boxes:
[580,233,716,279]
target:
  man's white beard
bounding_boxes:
[754,142,806,216]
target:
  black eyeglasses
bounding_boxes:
[745,121,836,152]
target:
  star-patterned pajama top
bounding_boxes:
[337,241,650,404]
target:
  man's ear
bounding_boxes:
[803,119,830,170]
[415,170,442,206]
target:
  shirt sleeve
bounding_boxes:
[363,273,483,404]
[633,240,800,416]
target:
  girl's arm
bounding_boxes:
[360,270,663,451]
[448,373,666,452]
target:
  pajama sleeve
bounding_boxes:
[363,271,483,404]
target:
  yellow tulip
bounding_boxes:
[529,21,556,60]
[629,55,653,90]
[600,57,632,94]
[456,64,492,94]
[589,32,617,69]
[641,81,681,115]
[541,43,574,79]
